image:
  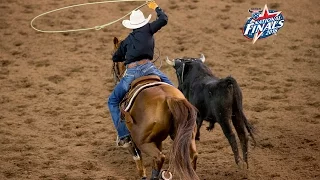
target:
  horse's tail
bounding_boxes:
[226,76,256,146]
[166,97,199,180]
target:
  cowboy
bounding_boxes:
[108,0,173,147]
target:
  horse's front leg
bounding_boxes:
[128,144,146,179]
[190,125,198,170]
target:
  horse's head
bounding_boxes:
[112,37,126,84]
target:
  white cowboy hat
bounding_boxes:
[122,10,152,29]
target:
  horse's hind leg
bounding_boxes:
[232,114,249,169]
[218,116,241,165]
[139,142,165,179]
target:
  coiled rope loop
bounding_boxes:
[30,0,149,33]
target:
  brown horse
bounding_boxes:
[110,37,199,180]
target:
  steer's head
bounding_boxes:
[165,54,205,85]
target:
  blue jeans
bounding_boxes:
[107,62,173,139]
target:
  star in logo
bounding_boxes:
[252,4,282,44]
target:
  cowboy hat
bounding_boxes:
[122,10,152,29]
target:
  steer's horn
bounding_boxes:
[166,56,175,66]
[199,54,205,63]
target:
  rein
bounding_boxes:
[112,62,124,84]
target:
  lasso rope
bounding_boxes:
[30,0,148,33]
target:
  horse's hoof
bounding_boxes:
[160,170,172,180]
[236,159,247,170]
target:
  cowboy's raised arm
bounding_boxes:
[148,1,168,34]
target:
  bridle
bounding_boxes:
[112,62,124,84]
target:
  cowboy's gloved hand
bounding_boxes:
[147,0,158,10]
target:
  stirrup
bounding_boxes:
[116,136,131,148]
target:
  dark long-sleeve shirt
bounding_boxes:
[112,7,168,65]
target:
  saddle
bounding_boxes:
[119,75,171,123]
[120,75,160,112]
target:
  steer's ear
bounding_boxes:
[113,37,119,45]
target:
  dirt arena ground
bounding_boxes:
[0,0,319,179]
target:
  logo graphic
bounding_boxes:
[243,4,285,44]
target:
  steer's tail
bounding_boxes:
[226,76,256,168]
[226,76,256,144]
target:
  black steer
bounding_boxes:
[166,54,256,168]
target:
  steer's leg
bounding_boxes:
[218,115,241,165]
[232,113,249,169]
[195,116,203,140]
